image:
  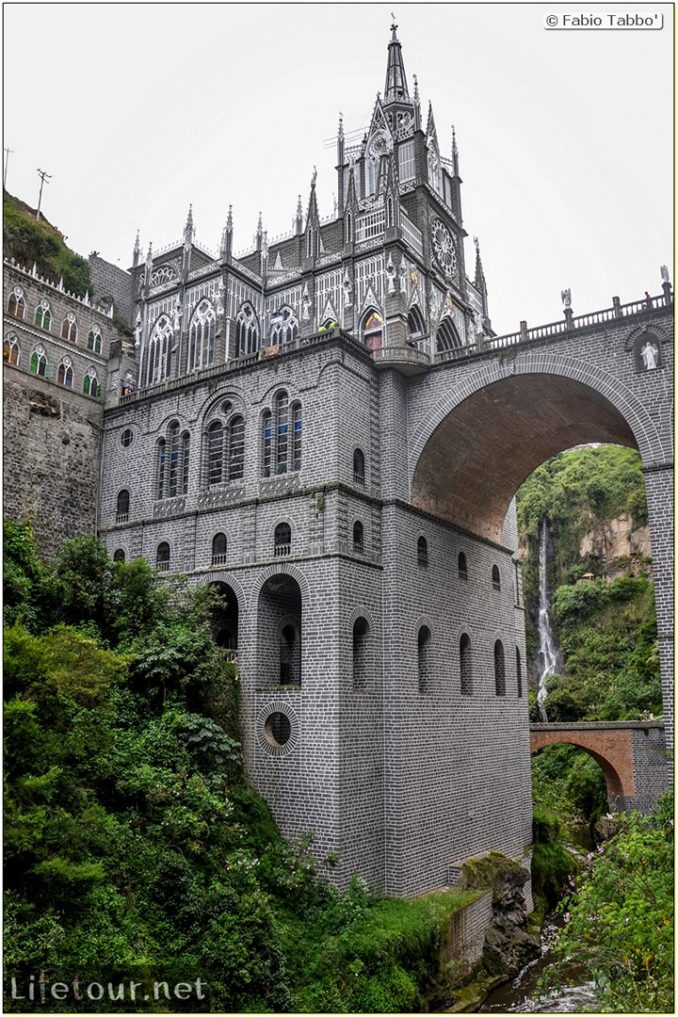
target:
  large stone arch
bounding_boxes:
[410,352,667,544]
[530,727,634,809]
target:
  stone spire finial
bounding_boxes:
[220,205,233,258]
[384,14,410,103]
[311,166,317,189]
[132,229,141,268]
[338,112,344,140]
[183,204,194,250]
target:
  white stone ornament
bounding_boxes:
[561,288,572,309]
[641,341,659,370]
[385,254,396,295]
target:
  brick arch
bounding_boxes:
[253,562,311,604]
[410,353,667,543]
[530,728,634,805]
[193,569,247,611]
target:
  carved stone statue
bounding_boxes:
[561,288,572,309]
[641,341,659,371]
[660,265,670,283]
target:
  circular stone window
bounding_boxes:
[121,428,134,448]
[265,712,291,746]
[257,702,299,757]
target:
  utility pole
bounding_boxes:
[3,148,14,189]
[36,168,52,219]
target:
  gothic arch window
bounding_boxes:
[157,421,189,499]
[306,228,314,259]
[146,315,173,385]
[116,489,130,523]
[167,421,181,497]
[156,438,167,499]
[460,634,472,695]
[261,410,273,477]
[458,551,468,580]
[492,565,501,591]
[361,309,384,352]
[34,300,52,331]
[61,314,77,343]
[235,302,259,357]
[418,625,432,693]
[386,195,394,228]
[30,345,47,377]
[274,522,291,557]
[87,325,103,354]
[207,420,225,486]
[181,431,190,494]
[275,390,289,475]
[417,536,429,567]
[353,448,366,485]
[56,357,73,387]
[270,306,298,346]
[212,532,227,566]
[3,334,20,365]
[82,367,101,398]
[8,288,25,319]
[494,640,506,696]
[228,415,245,480]
[156,542,170,572]
[113,549,125,563]
[345,211,353,243]
[436,317,463,352]
[353,521,364,553]
[353,617,369,690]
[291,401,302,472]
[188,299,216,372]
[407,305,426,341]
[516,646,523,698]
[366,156,379,196]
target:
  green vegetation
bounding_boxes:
[4,191,91,297]
[543,795,674,1012]
[3,520,474,1013]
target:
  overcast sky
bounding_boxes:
[3,2,673,334]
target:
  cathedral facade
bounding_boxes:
[97,25,533,896]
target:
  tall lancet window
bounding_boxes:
[235,303,259,357]
[306,228,314,259]
[428,145,442,195]
[188,300,216,371]
[146,315,173,385]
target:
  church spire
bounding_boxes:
[183,204,194,250]
[384,17,409,104]
[132,229,141,268]
[220,205,233,260]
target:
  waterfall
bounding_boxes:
[536,519,559,722]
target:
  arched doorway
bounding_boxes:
[258,574,303,686]
[208,581,239,650]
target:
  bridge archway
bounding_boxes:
[530,726,636,809]
[410,353,665,543]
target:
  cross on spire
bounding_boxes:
[384,16,409,103]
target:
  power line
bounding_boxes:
[36,168,52,219]
[3,148,14,188]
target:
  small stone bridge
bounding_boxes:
[530,721,670,813]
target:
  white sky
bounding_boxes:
[3,2,674,334]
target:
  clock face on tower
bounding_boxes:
[430,218,457,278]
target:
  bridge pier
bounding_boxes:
[643,463,674,757]
[530,722,670,814]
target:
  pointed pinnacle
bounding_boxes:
[413,74,420,102]
[257,211,263,234]
[338,111,344,139]
[226,204,233,230]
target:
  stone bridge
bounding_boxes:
[530,722,670,813]
[396,291,673,750]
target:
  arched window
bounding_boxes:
[436,318,463,352]
[407,305,426,341]
[157,438,167,499]
[207,420,224,486]
[3,335,19,365]
[113,549,125,563]
[418,625,432,693]
[116,489,129,523]
[30,345,47,377]
[156,542,170,572]
[270,306,298,346]
[145,315,172,384]
[227,416,244,480]
[235,302,259,357]
[261,410,272,477]
[34,301,52,331]
[417,536,429,567]
[274,522,291,557]
[188,300,216,371]
[291,401,302,471]
[492,565,501,590]
[306,228,314,259]
[362,310,384,352]
[167,421,181,497]
[8,288,25,319]
[353,448,365,485]
[458,551,468,580]
[494,640,506,696]
[56,357,74,388]
[61,314,77,342]
[212,532,227,566]
[353,521,364,553]
[386,195,394,228]
[516,646,523,698]
[345,211,353,243]
[353,617,369,690]
[83,367,101,397]
[280,624,300,685]
[275,391,289,475]
[181,431,190,494]
[87,325,102,354]
[460,634,472,695]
